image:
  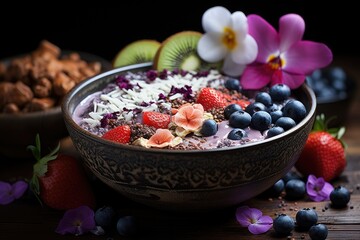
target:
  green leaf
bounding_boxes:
[337,127,346,139]
[27,134,61,207]
[27,134,42,161]
[29,176,43,206]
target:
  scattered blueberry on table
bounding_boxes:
[295,208,318,231]
[330,186,351,208]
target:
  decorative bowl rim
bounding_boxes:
[62,62,317,154]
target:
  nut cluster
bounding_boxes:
[0,40,102,113]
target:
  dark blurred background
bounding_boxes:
[1,1,359,61]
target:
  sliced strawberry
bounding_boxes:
[196,88,227,111]
[143,112,171,129]
[102,125,131,144]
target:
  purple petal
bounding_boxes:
[241,64,272,89]
[235,206,252,227]
[306,175,334,202]
[307,185,318,197]
[248,216,273,234]
[80,209,97,232]
[0,181,14,205]
[309,191,328,202]
[279,14,305,52]
[236,206,262,226]
[248,14,279,63]
[12,180,28,199]
[55,206,96,236]
[307,174,317,185]
[280,71,306,89]
[257,215,274,225]
[283,41,333,75]
[321,182,334,200]
[248,207,263,220]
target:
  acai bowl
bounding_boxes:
[62,62,316,211]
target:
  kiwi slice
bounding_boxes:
[113,39,161,68]
[154,31,222,72]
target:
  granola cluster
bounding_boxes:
[0,40,102,113]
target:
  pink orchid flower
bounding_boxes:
[241,14,333,89]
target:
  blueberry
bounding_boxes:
[273,214,295,236]
[282,171,303,183]
[285,179,306,200]
[227,128,247,140]
[330,186,351,208]
[310,69,323,80]
[311,78,328,96]
[266,126,284,138]
[295,208,318,231]
[282,100,307,123]
[116,215,138,237]
[309,223,328,240]
[332,78,347,92]
[269,84,291,102]
[328,66,346,82]
[200,119,218,137]
[306,76,316,89]
[266,104,279,113]
[270,110,283,123]
[275,117,296,131]
[94,205,117,229]
[228,110,251,128]
[224,78,240,91]
[316,85,337,100]
[250,111,272,131]
[245,102,266,116]
[261,179,285,198]
[224,103,242,119]
[255,92,272,107]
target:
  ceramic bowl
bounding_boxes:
[62,63,317,211]
[0,51,111,159]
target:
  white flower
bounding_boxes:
[197,6,258,76]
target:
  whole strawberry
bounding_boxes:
[28,134,96,210]
[295,114,346,182]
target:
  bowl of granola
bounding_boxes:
[0,40,111,159]
[62,62,317,211]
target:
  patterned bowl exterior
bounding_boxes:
[62,63,316,211]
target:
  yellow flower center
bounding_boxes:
[267,55,285,70]
[222,27,237,50]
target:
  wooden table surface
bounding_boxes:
[1,56,359,240]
